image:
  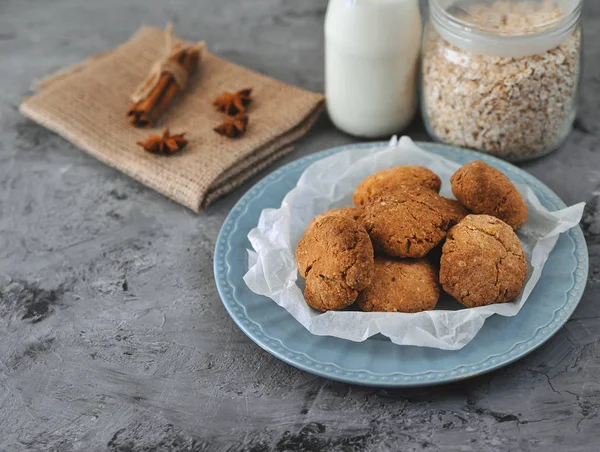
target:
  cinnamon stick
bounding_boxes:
[127,27,204,128]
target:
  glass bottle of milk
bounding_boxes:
[325,0,422,137]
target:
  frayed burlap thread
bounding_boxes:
[20,26,325,212]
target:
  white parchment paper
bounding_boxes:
[243,137,585,350]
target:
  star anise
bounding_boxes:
[136,129,188,155]
[214,112,249,138]
[212,88,253,116]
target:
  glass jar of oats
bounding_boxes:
[421,0,583,161]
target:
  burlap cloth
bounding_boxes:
[20,27,325,212]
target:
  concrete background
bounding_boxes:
[1,0,600,450]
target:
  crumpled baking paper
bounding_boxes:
[243,137,585,350]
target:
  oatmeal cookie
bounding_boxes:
[296,215,374,311]
[451,161,528,229]
[353,166,442,208]
[440,215,527,308]
[360,185,464,258]
[357,257,440,313]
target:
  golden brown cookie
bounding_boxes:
[450,161,528,229]
[296,216,374,311]
[353,166,442,208]
[357,257,440,313]
[306,207,362,233]
[440,215,527,308]
[360,185,463,258]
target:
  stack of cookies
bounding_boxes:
[296,161,529,313]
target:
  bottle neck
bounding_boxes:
[429,0,582,57]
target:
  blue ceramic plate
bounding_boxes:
[214,142,588,387]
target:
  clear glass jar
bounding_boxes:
[421,0,583,162]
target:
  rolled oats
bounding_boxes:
[421,3,581,161]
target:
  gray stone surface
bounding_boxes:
[1,0,599,450]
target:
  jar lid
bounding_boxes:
[430,0,582,57]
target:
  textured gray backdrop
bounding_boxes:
[1,0,600,451]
